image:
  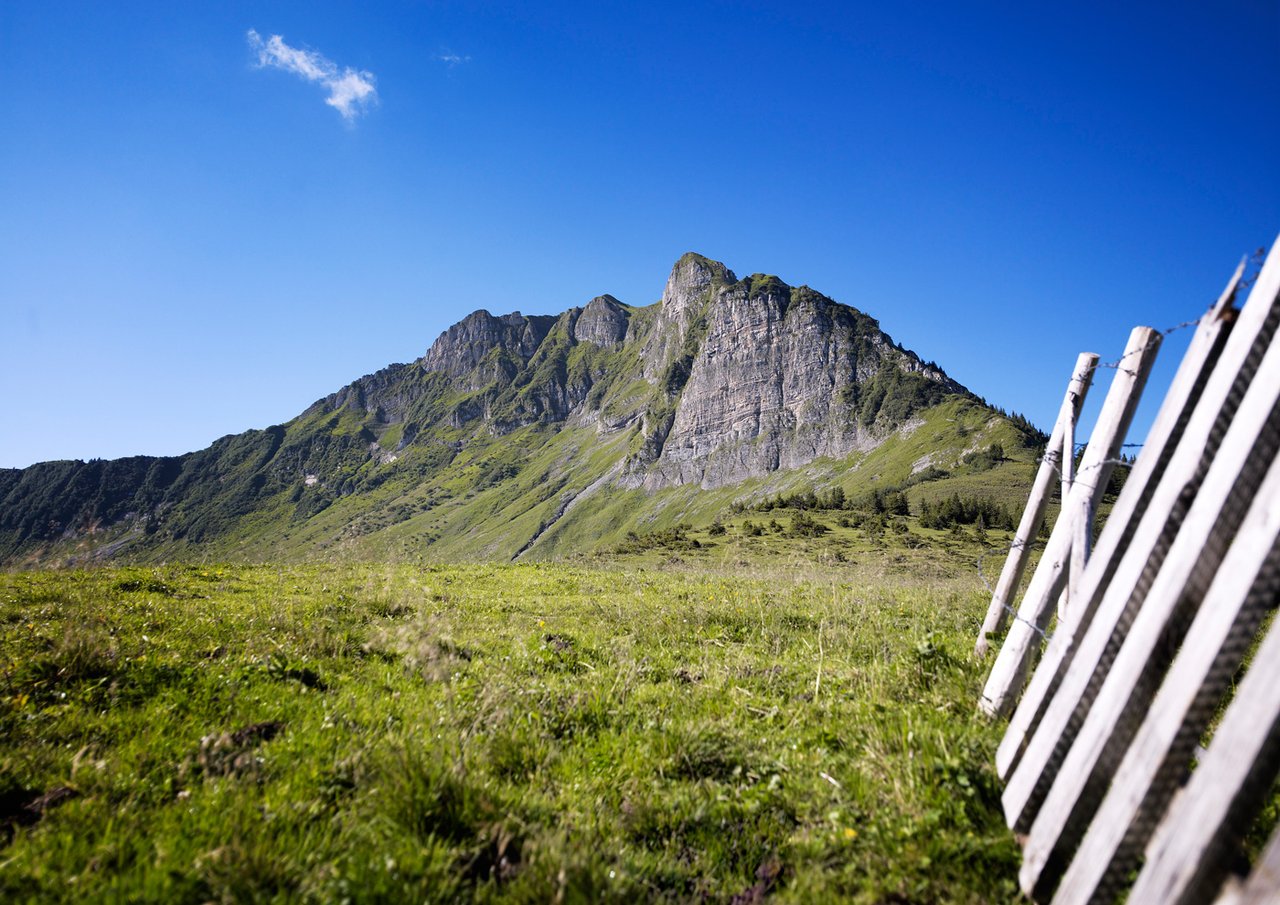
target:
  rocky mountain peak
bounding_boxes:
[573,295,630,347]
[421,309,556,387]
[639,253,736,381]
[661,253,736,315]
[0,250,1030,566]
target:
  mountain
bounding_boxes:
[0,253,1042,565]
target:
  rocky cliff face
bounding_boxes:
[645,277,957,488]
[410,252,963,489]
[640,253,732,380]
[308,363,415,424]
[0,252,987,563]
[422,311,557,390]
[572,295,630,347]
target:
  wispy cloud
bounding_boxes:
[435,52,471,67]
[247,29,377,122]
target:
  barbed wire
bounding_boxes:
[1242,246,1268,291]
[1068,441,1144,451]
[1039,452,1138,488]
[976,536,1056,642]
[975,246,1268,649]
[1092,316,1203,377]
[974,448,1145,644]
[1089,247,1265,377]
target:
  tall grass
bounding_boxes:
[1,562,1018,902]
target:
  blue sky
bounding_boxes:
[1,1,1277,468]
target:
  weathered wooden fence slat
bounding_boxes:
[1063,492,1089,622]
[1061,400,1075,498]
[975,352,1099,657]
[979,235,1280,903]
[1050,451,1280,903]
[1123,591,1280,905]
[979,326,1161,718]
[995,268,1242,779]
[1004,314,1280,850]
[997,247,1280,827]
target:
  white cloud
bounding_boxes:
[247,29,377,122]
[435,52,471,67]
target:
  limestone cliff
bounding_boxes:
[411,252,963,489]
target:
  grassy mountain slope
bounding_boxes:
[0,255,1044,567]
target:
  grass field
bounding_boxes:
[0,553,1022,903]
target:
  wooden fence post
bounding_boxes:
[975,352,1098,657]
[1009,295,1280,893]
[994,261,1247,779]
[1060,400,1084,620]
[1124,598,1280,905]
[979,326,1160,717]
[1050,451,1280,903]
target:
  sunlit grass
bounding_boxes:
[1,562,1018,902]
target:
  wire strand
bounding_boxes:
[975,245,1266,647]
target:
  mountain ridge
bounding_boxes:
[0,253,1039,565]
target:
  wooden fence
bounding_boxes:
[976,235,1280,903]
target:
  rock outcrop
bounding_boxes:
[645,278,958,488]
[572,295,630,347]
[422,311,557,390]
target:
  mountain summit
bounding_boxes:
[0,254,1035,564]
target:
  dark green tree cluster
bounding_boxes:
[0,455,183,552]
[612,524,703,554]
[851,362,952,427]
[786,511,830,538]
[740,485,849,512]
[848,466,951,514]
[917,494,1015,531]
[864,488,910,516]
[903,465,949,486]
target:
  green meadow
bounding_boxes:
[1,546,1021,902]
